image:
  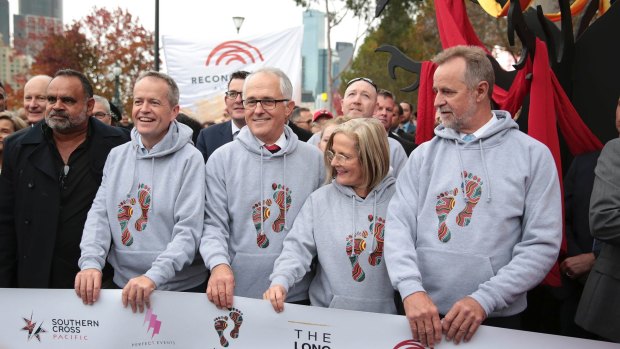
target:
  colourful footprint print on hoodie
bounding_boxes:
[271,183,292,233]
[117,198,136,246]
[251,199,272,248]
[135,184,151,231]
[345,230,368,282]
[435,188,458,243]
[368,215,385,266]
[456,171,483,227]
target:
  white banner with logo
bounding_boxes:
[163,27,303,123]
[0,289,616,349]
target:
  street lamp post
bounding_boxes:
[232,16,245,34]
[111,64,122,110]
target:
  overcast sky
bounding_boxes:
[7,0,373,49]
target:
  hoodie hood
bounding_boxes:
[434,110,518,146]
[332,173,396,203]
[130,120,194,159]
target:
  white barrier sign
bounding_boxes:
[0,289,616,349]
[163,27,303,122]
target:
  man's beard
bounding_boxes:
[46,111,87,132]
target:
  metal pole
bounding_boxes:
[114,74,121,109]
[154,0,160,71]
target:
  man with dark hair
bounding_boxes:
[400,101,416,134]
[290,107,312,131]
[196,70,250,162]
[0,69,129,288]
[287,106,313,142]
[374,89,415,156]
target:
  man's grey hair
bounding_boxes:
[93,95,111,113]
[135,71,180,106]
[243,67,293,100]
[432,45,495,98]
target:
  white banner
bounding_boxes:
[163,27,303,123]
[0,289,616,349]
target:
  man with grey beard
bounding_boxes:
[0,69,129,288]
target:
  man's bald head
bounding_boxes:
[24,75,52,125]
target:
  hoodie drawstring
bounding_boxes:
[477,138,492,202]
[351,195,357,257]
[369,190,378,253]
[260,146,265,234]
[282,153,288,230]
[455,139,468,203]
[455,138,492,203]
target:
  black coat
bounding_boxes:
[196,120,233,163]
[0,119,129,288]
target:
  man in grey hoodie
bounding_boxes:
[201,67,324,309]
[75,71,207,313]
[385,46,562,347]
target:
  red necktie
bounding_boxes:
[264,144,281,153]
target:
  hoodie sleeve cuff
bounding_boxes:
[208,255,230,270]
[79,260,103,272]
[469,290,493,316]
[398,282,426,301]
[144,270,164,289]
[270,276,291,291]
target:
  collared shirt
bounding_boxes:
[42,121,99,287]
[256,131,287,151]
[231,122,241,139]
[459,112,498,140]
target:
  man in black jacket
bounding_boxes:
[0,69,129,288]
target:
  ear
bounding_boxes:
[171,104,180,120]
[476,81,489,102]
[86,97,95,115]
[285,100,295,119]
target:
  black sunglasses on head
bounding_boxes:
[346,77,378,92]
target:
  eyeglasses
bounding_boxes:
[346,77,378,92]
[93,112,111,119]
[225,90,242,100]
[294,120,312,126]
[242,99,289,110]
[326,150,356,164]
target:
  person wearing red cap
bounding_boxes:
[311,109,334,133]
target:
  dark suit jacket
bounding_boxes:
[288,121,313,142]
[0,119,129,288]
[389,132,416,156]
[196,121,233,163]
[575,139,620,342]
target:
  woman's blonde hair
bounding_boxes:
[0,111,28,132]
[325,118,390,191]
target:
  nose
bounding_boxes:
[434,93,445,109]
[254,101,265,114]
[330,156,338,167]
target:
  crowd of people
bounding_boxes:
[0,45,618,345]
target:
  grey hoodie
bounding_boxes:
[200,125,324,301]
[270,174,397,314]
[385,111,562,317]
[79,121,207,290]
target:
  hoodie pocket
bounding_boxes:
[231,251,280,299]
[328,295,397,314]
[416,247,494,314]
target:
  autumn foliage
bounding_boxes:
[30,7,156,116]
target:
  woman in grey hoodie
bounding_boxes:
[264,118,398,314]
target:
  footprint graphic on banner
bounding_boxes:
[213,308,244,347]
